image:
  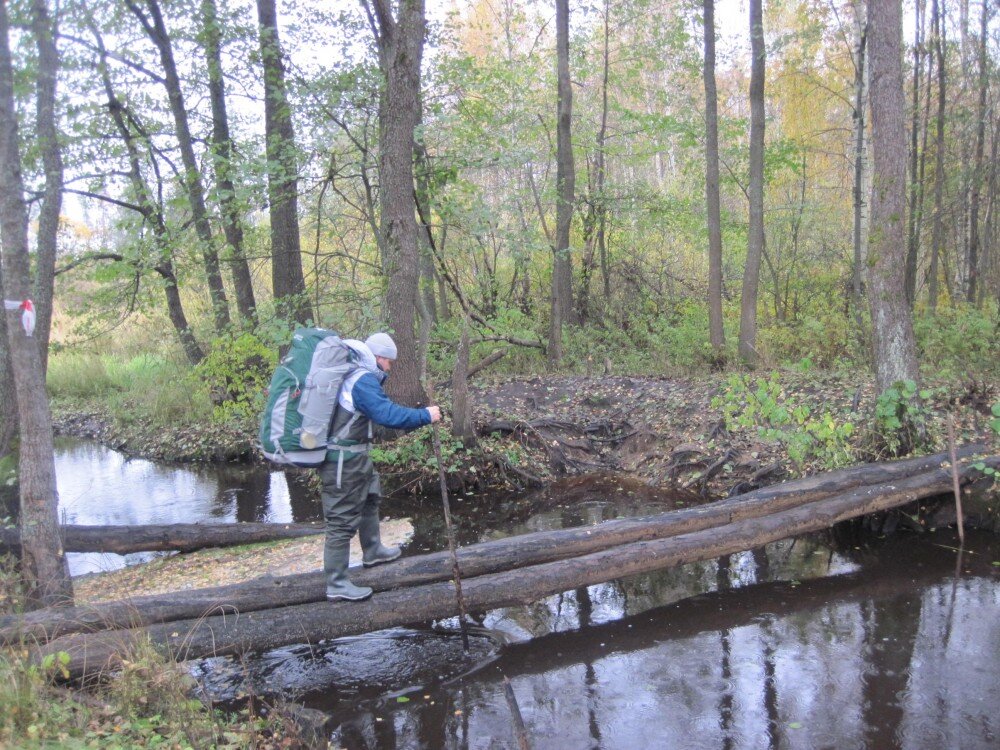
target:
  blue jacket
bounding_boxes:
[350,372,431,431]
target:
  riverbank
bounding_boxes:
[51,370,1000,501]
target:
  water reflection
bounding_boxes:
[199,531,998,750]
[51,437,319,575]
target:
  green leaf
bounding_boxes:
[788,722,803,729]
[396,696,411,703]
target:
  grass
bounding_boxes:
[47,351,214,427]
[0,553,300,749]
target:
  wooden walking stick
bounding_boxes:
[428,382,471,651]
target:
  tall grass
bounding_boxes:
[47,351,213,426]
[45,352,116,401]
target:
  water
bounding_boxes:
[33,439,1000,748]
[49,436,317,576]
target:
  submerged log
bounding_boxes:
[35,456,1000,679]
[0,521,323,555]
[2,447,988,647]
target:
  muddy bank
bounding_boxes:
[51,408,256,463]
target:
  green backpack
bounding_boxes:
[259,328,359,467]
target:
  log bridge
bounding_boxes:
[2,447,996,681]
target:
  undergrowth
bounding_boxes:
[0,555,298,749]
[0,643,299,749]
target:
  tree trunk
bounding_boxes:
[0,293,15,461]
[125,0,231,334]
[8,447,986,646]
[929,0,946,313]
[548,0,575,367]
[450,317,474,445]
[703,0,725,357]
[203,0,257,327]
[904,0,925,306]
[0,521,323,555]
[984,120,998,311]
[35,457,1000,680]
[90,25,204,365]
[851,7,869,328]
[365,0,428,406]
[0,0,72,608]
[739,0,766,365]
[414,133,437,381]
[576,0,610,325]
[965,0,990,305]
[29,0,61,376]
[867,0,920,393]
[257,0,313,325]
[257,0,312,327]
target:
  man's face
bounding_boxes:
[376,356,394,372]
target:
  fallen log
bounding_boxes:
[35,456,1000,679]
[3,447,988,646]
[0,521,323,555]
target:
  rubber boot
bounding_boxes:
[359,509,401,567]
[325,540,373,602]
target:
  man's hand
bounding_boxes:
[427,405,442,423]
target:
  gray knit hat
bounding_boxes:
[365,332,398,360]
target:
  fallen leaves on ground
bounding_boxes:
[73,519,413,604]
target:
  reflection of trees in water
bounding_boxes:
[206,466,320,524]
[717,555,736,750]
[285,471,320,522]
[210,465,270,522]
[310,532,998,750]
[860,591,922,750]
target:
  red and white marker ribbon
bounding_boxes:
[3,299,35,337]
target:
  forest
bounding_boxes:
[1,0,999,746]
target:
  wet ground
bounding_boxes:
[13,438,1000,748]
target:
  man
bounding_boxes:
[323,332,441,601]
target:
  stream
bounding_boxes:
[9,437,1000,748]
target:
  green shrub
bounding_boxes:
[0,636,288,748]
[870,379,937,456]
[758,309,855,369]
[0,648,83,746]
[711,372,856,468]
[194,333,276,423]
[914,304,1000,377]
